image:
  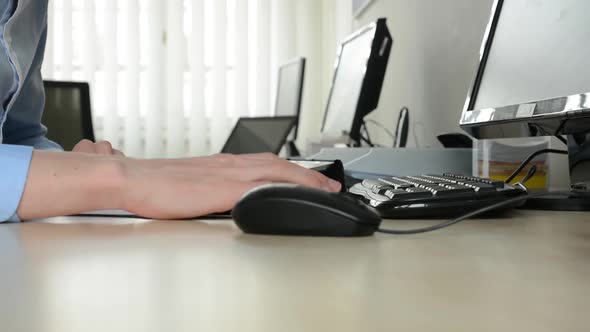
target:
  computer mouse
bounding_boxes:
[232,184,382,237]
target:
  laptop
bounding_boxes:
[221,116,297,155]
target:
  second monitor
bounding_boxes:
[321,18,392,146]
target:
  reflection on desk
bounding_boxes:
[0,211,589,332]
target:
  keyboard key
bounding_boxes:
[373,185,396,196]
[471,183,498,193]
[362,179,387,190]
[403,187,434,198]
[378,178,416,189]
[350,184,390,202]
[443,184,476,194]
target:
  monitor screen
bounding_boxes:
[322,28,376,137]
[275,58,305,139]
[43,85,87,151]
[472,0,590,110]
[221,117,297,155]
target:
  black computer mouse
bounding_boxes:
[232,184,382,237]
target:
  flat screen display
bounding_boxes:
[473,0,590,110]
[275,59,305,139]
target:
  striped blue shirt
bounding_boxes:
[0,0,62,222]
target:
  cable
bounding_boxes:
[518,165,537,187]
[555,135,568,146]
[359,122,375,147]
[504,149,568,184]
[376,191,573,235]
[365,119,395,139]
[363,106,410,146]
[363,122,374,146]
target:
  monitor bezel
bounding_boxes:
[460,0,590,139]
[274,57,306,140]
[221,116,297,155]
[321,18,392,145]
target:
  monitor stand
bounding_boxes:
[522,133,590,211]
[285,140,301,158]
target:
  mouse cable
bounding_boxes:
[375,191,573,235]
[504,148,568,184]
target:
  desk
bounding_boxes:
[0,211,588,332]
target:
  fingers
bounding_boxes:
[243,154,341,192]
[113,149,125,157]
[72,139,96,153]
[72,140,125,156]
[94,141,115,155]
[190,153,341,192]
[235,161,341,192]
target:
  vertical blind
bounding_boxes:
[43,0,323,158]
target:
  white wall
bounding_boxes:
[299,0,495,149]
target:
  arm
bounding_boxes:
[2,19,62,151]
[0,145,34,222]
[16,151,341,221]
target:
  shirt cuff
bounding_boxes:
[0,145,34,223]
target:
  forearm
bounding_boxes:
[17,150,126,220]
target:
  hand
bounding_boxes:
[119,153,342,219]
[73,139,125,156]
[18,151,341,221]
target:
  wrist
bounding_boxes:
[90,157,129,211]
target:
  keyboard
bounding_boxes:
[348,174,527,218]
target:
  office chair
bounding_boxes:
[42,80,95,151]
[393,107,409,148]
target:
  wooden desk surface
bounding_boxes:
[0,211,588,332]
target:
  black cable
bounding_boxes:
[359,122,375,147]
[376,191,573,235]
[555,135,568,146]
[530,122,568,146]
[504,149,568,184]
[518,165,537,187]
[365,119,395,139]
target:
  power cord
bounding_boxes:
[504,148,568,184]
[361,106,411,147]
[359,122,375,147]
[365,119,395,139]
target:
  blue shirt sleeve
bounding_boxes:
[0,144,33,222]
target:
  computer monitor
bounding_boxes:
[275,57,306,140]
[460,0,590,210]
[42,81,95,151]
[393,107,409,148]
[221,117,297,155]
[321,18,392,146]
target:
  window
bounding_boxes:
[44,0,318,157]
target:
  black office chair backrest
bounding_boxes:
[393,107,409,148]
[42,81,94,151]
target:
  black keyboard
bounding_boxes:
[348,174,527,218]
